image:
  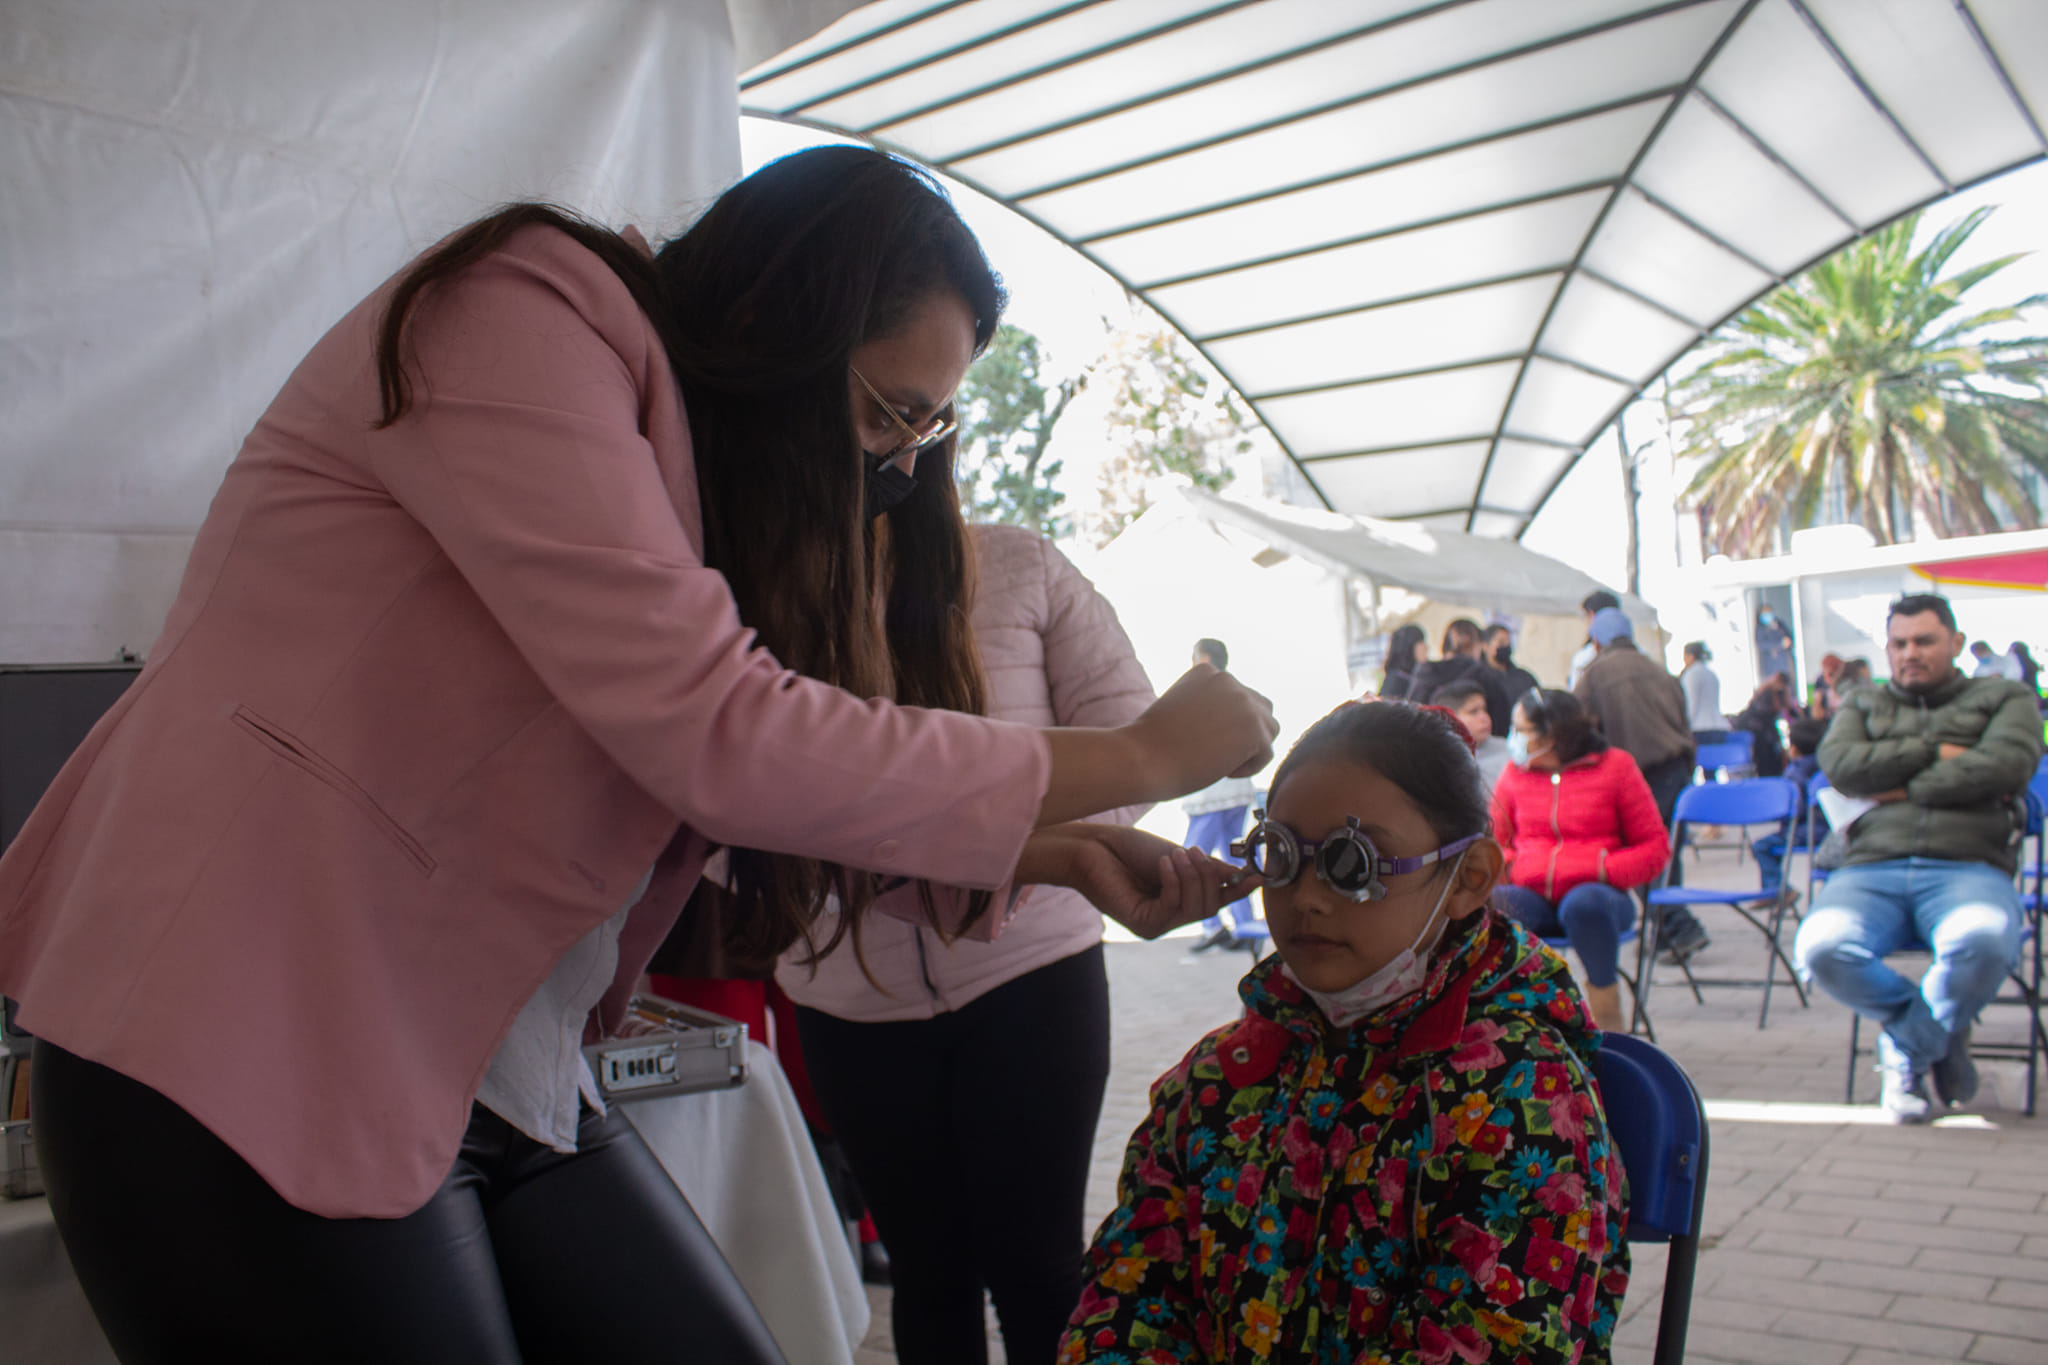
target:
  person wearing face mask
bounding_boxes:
[1755,604,1796,689]
[774,526,1161,1365]
[1491,691,1672,1033]
[1063,700,1629,1365]
[1484,622,1542,701]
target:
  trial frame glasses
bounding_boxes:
[1232,810,1482,903]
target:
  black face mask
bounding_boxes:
[864,460,917,519]
[1493,645,1512,665]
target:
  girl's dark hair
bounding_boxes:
[372,147,1005,961]
[1386,624,1426,675]
[1517,689,1608,765]
[1267,701,1489,849]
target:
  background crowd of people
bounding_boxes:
[1362,587,2048,1025]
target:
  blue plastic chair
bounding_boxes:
[1693,739,1752,780]
[1696,728,1756,782]
[1691,733,1762,865]
[1839,788,2047,1116]
[1596,1034,1709,1365]
[1648,778,1808,1028]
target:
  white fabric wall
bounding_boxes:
[1,0,744,662]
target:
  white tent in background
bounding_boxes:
[1,0,751,663]
[1086,486,1659,769]
[1180,488,1660,631]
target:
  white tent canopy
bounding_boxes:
[1083,485,1654,762]
[6,0,2046,663]
[742,0,2048,537]
[1180,487,1660,626]
[2,0,745,662]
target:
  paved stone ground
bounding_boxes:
[855,843,2047,1364]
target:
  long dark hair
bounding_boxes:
[373,147,1003,960]
[1386,624,1426,679]
[1518,689,1608,765]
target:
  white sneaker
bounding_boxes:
[1880,1061,1934,1125]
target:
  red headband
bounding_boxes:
[1418,702,1480,755]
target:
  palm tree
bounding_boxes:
[1674,207,2048,557]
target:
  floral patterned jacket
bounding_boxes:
[1061,910,1629,1365]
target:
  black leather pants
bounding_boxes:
[32,1040,787,1364]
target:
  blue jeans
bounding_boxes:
[1754,832,1789,892]
[1792,858,2022,1071]
[1755,823,1827,893]
[1495,883,1637,987]
[1185,807,1253,933]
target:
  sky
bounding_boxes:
[741,116,2048,588]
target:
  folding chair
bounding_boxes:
[1841,786,2048,1115]
[1541,888,1657,1042]
[1691,734,1761,862]
[1693,739,1752,782]
[1648,778,1808,1028]
[1596,1034,1709,1365]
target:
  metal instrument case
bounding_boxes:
[582,996,748,1103]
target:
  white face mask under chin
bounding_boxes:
[1284,850,1468,1027]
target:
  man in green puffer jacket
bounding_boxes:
[1796,593,2044,1123]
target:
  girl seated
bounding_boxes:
[1061,700,1629,1364]
[1494,689,1672,1033]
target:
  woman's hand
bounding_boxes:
[1124,663,1280,792]
[1020,823,1262,941]
[1036,664,1278,825]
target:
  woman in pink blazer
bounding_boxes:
[0,148,1275,1363]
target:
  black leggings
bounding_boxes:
[796,943,1112,1365]
[31,1040,785,1364]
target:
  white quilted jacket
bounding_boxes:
[774,524,1155,1021]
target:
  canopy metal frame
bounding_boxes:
[742,0,2048,539]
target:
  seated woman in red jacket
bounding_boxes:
[1493,689,1671,1033]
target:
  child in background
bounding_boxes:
[1754,716,1831,896]
[1431,678,1510,793]
[1061,701,1629,1365]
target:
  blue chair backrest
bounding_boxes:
[1598,1034,1709,1365]
[1671,776,1796,829]
[1725,729,1756,755]
[1694,741,1750,773]
[1594,1034,1706,1243]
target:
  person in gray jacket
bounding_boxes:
[1794,593,2044,1123]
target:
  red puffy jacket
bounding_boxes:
[1491,747,1672,900]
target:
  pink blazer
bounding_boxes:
[0,226,1049,1217]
